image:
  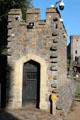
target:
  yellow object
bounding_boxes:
[51,94,57,101]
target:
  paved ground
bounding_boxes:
[66,99,80,120]
[1,100,80,120]
[0,105,63,120]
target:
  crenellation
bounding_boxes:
[8,10,22,23]
[26,8,40,22]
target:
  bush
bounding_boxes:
[75,89,80,98]
[67,58,70,71]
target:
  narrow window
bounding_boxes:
[53,18,58,22]
[50,56,57,59]
[52,33,57,36]
[53,40,58,43]
[55,24,58,29]
[75,56,78,61]
[75,50,77,54]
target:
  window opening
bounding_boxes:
[75,50,77,54]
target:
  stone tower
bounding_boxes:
[70,35,80,62]
[7,8,67,114]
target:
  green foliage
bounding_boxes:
[1,48,7,55]
[0,0,33,21]
[75,89,80,98]
[67,58,70,71]
[0,0,33,54]
[21,0,33,20]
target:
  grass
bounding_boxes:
[75,89,80,98]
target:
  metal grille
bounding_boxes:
[27,72,37,80]
[22,60,40,106]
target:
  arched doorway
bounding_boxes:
[22,60,40,108]
[7,54,48,110]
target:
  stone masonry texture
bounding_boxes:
[70,35,80,62]
[70,35,80,75]
[6,8,74,116]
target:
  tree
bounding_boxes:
[0,0,33,54]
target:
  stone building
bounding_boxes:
[70,35,80,75]
[70,35,80,63]
[6,7,71,115]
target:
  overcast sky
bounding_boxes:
[33,0,80,45]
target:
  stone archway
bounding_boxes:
[12,54,48,111]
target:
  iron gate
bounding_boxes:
[22,60,40,106]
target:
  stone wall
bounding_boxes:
[57,78,76,115]
[70,35,80,62]
[74,78,80,90]
[6,7,68,115]
[70,35,80,76]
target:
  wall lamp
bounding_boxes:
[51,0,64,10]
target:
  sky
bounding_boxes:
[33,0,80,45]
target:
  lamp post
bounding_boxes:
[51,0,64,10]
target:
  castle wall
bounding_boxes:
[6,8,69,115]
[70,35,80,61]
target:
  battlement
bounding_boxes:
[46,7,59,13]
[26,8,40,22]
[70,35,80,40]
[8,9,21,15]
[8,9,22,22]
[8,7,66,34]
[8,7,61,21]
[27,7,60,22]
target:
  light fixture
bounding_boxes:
[27,22,34,29]
[51,0,64,10]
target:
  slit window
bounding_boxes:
[55,24,58,29]
[53,18,58,22]
[75,56,78,61]
[50,47,57,51]
[50,61,57,63]
[75,50,77,54]
[52,33,57,36]
[8,27,12,30]
[50,56,57,59]
[53,40,58,43]
[50,67,57,71]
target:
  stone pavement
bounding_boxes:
[0,106,64,120]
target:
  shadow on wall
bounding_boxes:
[0,54,14,108]
[6,63,13,107]
[49,95,53,114]
[0,54,7,108]
[0,109,20,120]
[0,55,41,109]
